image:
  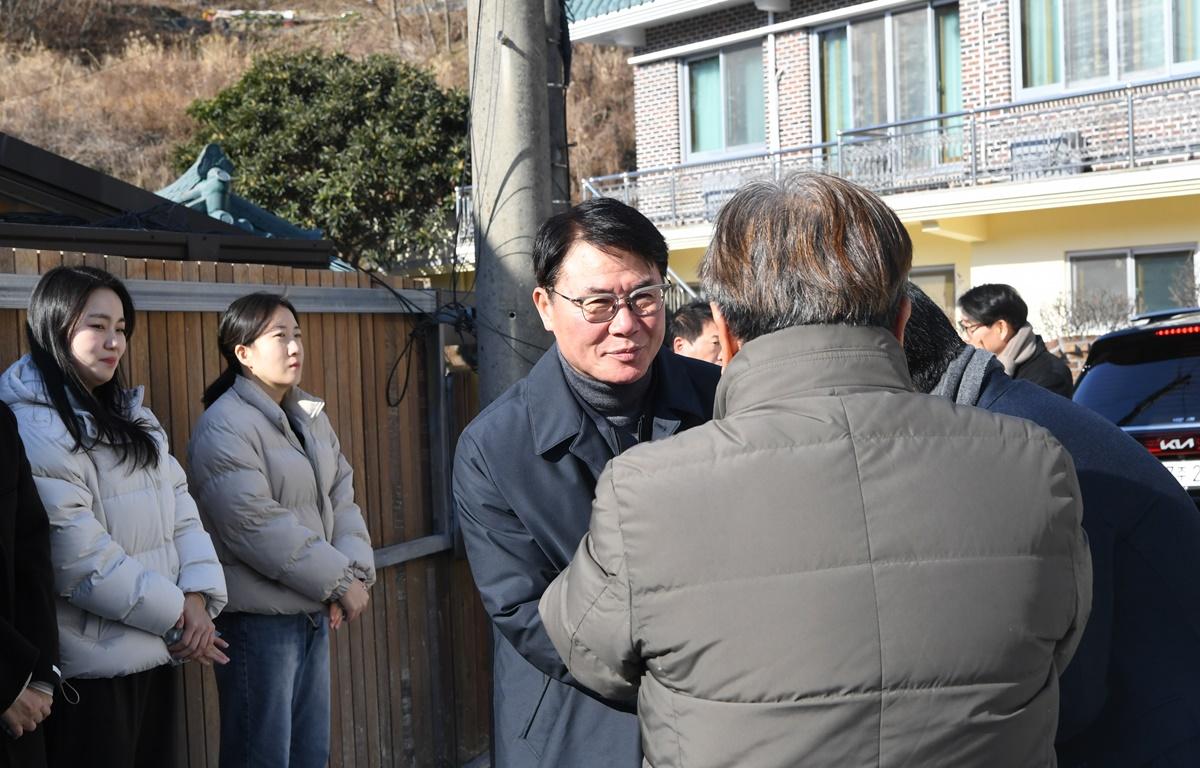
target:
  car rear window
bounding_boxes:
[1074,331,1200,427]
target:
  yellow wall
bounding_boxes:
[967,194,1200,322]
[666,247,707,284]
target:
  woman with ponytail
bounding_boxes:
[188,292,375,768]
[0,266,228,768]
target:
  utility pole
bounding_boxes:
[468,0,566,406]
[545,0,571,218]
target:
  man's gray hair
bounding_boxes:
[699,172,912,342]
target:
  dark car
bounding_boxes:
[1074,308,1200,504]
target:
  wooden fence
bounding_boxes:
[0,249,491,767]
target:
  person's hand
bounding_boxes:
[193,636,231,667]
[1,687,52,739]
[169,593,216,661]
[338,580,370,623]
[329,600,345,631]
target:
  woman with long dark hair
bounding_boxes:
[188,292,375,768]
[0,266,228,768]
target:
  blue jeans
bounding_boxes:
[214,611,331,768]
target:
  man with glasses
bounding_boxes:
[453,198,720,768]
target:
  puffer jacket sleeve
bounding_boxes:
[21,426,185,637]
[1050,442,1092,675]
[324,419,375,587]
[539,464,642,702]
[189,421,353,604]
[167,452,228,617]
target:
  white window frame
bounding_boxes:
[680,42,768,162]
[1010,0,1200,101]
[809,0,960,144]
[1069,242,1200,312]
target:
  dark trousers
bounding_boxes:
[44,665,178,768]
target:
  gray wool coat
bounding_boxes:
[542,325,1092,768]
[188,375,375,615]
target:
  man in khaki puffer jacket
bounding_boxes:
[540,172,1092,767]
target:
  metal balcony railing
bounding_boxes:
[579,75,1200,229]
[665,266,700,312]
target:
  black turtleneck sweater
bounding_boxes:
[557,348,654,456]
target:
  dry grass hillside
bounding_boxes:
[0,0,634,195]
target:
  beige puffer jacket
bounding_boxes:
[542,325,1092,768]
[0,356,227,679]
[187,375,375,615]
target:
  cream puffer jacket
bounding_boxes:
[0,356,228,680]
[187,375,375,615]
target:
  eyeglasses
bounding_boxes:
[549,283,670,324]
[958,319,985,335]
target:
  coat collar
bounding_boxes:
[232,374,325,429]
[976,367,1020,410]
[715,325,914,419]
[528,344,708,458]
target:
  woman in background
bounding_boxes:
[189,292,375,768]
[958,283,1075,396]
[0,266,228,768]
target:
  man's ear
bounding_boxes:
[891,295,912,346]
[672,336,687,354]
[532,287,555,333]
[710,303,742,364]
[996,318,1012,342]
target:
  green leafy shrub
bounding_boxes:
[177,49,468,271]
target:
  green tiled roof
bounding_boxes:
[567,0,654,23]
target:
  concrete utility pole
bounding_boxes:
[468,0,568,406]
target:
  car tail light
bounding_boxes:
[1138,431,1200,458]
[1155,325,1200,336]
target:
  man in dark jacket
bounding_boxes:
[957,283,1074,396]
[0,401,60,768]
[904,282,1200,766]
[453,198,720,767]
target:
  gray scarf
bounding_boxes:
[932,346,1003,406]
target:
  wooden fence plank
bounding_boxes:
[351,314,381,768]
[38,251,62,272]
[124,260,151,394]
[358,310,392,765]
[0,249,18,369]
[372,314,410,761]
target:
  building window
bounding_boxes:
[1071,245,1198,314]
[818,3,961,140]
[1018,0,1200,92]
[684,44,766,158]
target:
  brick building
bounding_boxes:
[567,0,1200,334]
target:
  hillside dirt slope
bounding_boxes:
[0,0,633,196]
